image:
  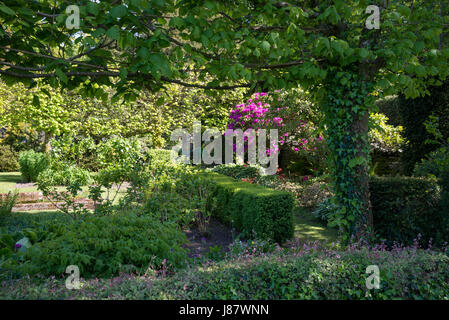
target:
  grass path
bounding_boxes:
[292,206,339,243]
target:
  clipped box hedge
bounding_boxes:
[204,172,294,243]
[370,176,446,245]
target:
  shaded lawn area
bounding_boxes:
[292,206,339,243]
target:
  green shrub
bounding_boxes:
[18,150,49,182]
[3,248,448,300]
[375,95,402,127]
[146,148,173,164]
[37,165,91,186]
[0,145,19,172]
[413,149,448,178]
[312,197,339,223]
[370,176,444,245]
[0,191,18,223]
[398,81,449,174]
[142,161,217,233]
[9,214,188,278]
[211,164,260,180]
[205,172,294,243]
[49,135,99,171]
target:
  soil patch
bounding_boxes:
[183,218,234,258]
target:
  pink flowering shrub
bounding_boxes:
[227,91,329,174]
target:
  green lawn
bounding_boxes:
[0,172,79,194]
[292,206,339,243]
[0,172,25,193]
[0,172,126,204]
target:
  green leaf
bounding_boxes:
[348,157,365,168]
[260,41,271,53]
[0,5,15,16]
[110,5,128,19]
[55,68,68,84]
[359,48,369,59]
[106,26,120,40]
[119,69,128,80]
[137,47,150,59]
[87,2,100,16]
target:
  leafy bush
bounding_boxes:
[152,248,449,300]
[211,164,260,180]
[370,176,445,246]
[398,81,449,174]
[146,148,173,164]
[312,197,339,223]
[7,214,188,278]
[375,95,402,127]
[49,135,99,171]
[98,136,141,171]
[205,172,294,243]
[369,113,404,154]
[413,149,448,178]
[18,150,49,182]
[3,246,449,300]
[228,239,278,257]
[37,165,91,186]
[0,191,18,223]
[142,159,217,233]
[0,145,19,172]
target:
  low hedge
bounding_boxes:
[370,176,445,245]
[204,172,294,243]
[146,148,172,164]
[3,248,448,300]
[211,164,260,180]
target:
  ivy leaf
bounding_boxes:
[348,157,365,168]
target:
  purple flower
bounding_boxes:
[14,243,22,249]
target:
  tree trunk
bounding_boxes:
[350,109,373,241]
[42,131,52,154]
[322,73,374,243]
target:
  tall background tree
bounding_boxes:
[1,0,448,241]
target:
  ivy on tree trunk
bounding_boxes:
[321,70,374,242]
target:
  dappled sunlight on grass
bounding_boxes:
[292,206,339,243]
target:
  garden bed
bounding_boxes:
[11,198,95,212]
[183,217,234,258]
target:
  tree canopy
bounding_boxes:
[0,0,447,96]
